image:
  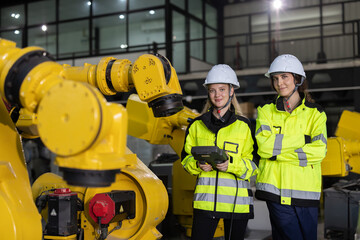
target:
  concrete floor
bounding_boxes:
[161,199,326,240]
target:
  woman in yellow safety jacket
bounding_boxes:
[255,54,327,240]
[181,64,258,240]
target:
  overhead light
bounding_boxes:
[87,1,91,6]
[14,30,20,34]
[149,10,155,15]
[272,0,282,10]
[119,14,125,19]
[11,13,20,19]
[41,25,47,32]
[120,44,128,49]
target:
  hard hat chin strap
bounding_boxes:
[284,75,304,111]
[213,85,233,122]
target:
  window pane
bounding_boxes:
[173,11,185,41]
[190,19,203,59]
[93,0,126,16]
[189,0,202,20]
[344,1,360,21]
[28,0,56,25]
[92,15,127,54]
[59,0,90,21]
[206,28,217,64]
[323,4,342,24]
[0,30,22,47]
[277,26,321,42]
[251,14,267,32]
[173,42,186,73]
[171,0,185,10]
[28,25,56,56]
[205,3,217,29]
[1,5,25,28]
[129,10,165,47]
[190,19,202,40]
[129,0,165,10]
[270,7,320,29]
[59,20,89,58]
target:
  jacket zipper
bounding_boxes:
[213,131,219,212]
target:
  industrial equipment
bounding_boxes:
[0,38,188,240]
[321,110,360,239]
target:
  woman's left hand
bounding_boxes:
[216,160,229,172]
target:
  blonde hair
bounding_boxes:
[201,95,244,116]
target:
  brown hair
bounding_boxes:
[294,74,314,103]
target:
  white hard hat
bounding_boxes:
[204,64,240,89]
[265,54,306,79]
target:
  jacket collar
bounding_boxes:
[200,108,237,133]
[275,92,306,112]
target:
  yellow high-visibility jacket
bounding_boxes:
[255,94,327,207]
[181,110,258,219]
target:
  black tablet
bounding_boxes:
[191,146,227,169]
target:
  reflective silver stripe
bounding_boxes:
[273,134,283,156]
[240,159,248,179]
[197,177,250,189]
[250,160,257,177]
[194,193,254,205]
[256,125,271,136]
[256,182,280,195]
[312,134,327,145]
[281,189,321,200]
[256,183,321,200]
[295,148,307,167]
[194,192,214,202]
[182,155,193,168]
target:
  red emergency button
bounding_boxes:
[89,193,116,224]
[93,201,109,217]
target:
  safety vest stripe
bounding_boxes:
[256,125,271,136]
[280,189,321,200]
[295,148,307,166]
[197,177,250,189]
[273,134,283,156]
[250,160,257,177]
[256,182,280,195]
[182,155,193,168]
[194,193,254,205]
[256,182,320,200]
[240,158,248,179]
[312,134,327,145]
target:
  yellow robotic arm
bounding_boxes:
[0,38,128,186]
[61,53,184,117]
[0,38,169,240]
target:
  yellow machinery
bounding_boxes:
[321,110,360,177]
[0,38,188,240]
[321,110,360,238]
